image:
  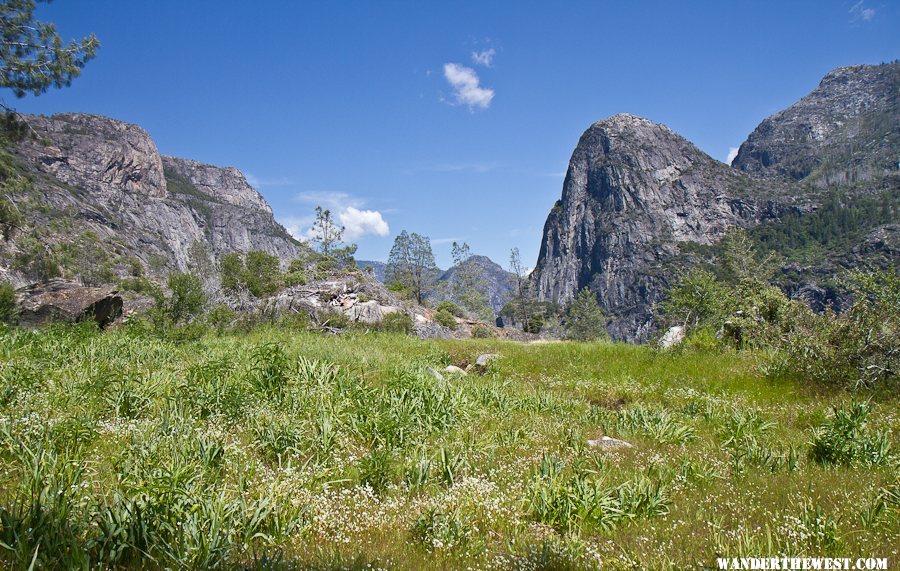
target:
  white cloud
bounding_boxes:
[849,0,875,21]
[338,207,390,241]
[282,192,389,242]
[726,147,740,165]
[471,48,496,67]
[443,63,494,110]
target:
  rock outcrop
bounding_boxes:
[16,113,167,198]
[262,273,404,325]
[532,114,772,340]
[16,279,122,327]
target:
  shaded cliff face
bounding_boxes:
[732,62,899,187]
[532,114,773,341]
[6,113,303,281]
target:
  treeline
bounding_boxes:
[753,187,898,259]
[682,187,898,268]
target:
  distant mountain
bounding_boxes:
[359,254,515,316]
[430,255,515,315]
[532,62,899,341]
[732,63,899,187]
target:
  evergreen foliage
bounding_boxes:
[0,0,100,97]
[564,288,608,341]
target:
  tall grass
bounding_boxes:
[0,324,896,568]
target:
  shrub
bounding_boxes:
[118,276,160,297]
[767,269,898,388]
[282,270,306,287]
[219,252,244,294]
[12,232,62,280]
[437,300,464,318]
[470,324,495,338]
[167,272,206,323]
[434,309,457,330]
[68,231,117,286]
[657,267,732,331]
[244,250,282,297]
[523,312,544,334]
[0,281,17,323]
[206,304,235,335]
[564,288,608,341]
[380,312,413,334]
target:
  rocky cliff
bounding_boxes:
[732,63,899,187]
[532,114,777,340]
[533,62,898,342]
[1,113,304,285]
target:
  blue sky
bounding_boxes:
[10,1,898,268]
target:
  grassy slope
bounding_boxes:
[0,325,896,569]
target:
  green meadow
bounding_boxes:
[0,324,896,569]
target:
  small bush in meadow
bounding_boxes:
[809,401,894,467]
[379,311,413,334]
[434,309,457,330]
[437,300,464,318]
[470,324,495,338]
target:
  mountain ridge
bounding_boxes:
[0,112,305,286]
[532,61,898,341]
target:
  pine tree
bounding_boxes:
[1,1,100,98]
[309,206,344,256]
[564,287,608,341]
